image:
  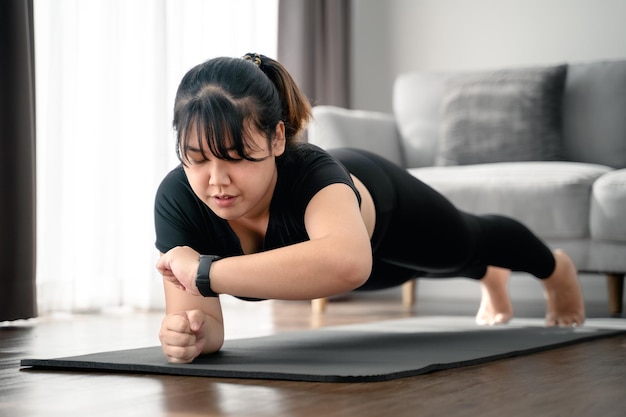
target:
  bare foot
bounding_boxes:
[476,266,513,325]
[542,249,585,327]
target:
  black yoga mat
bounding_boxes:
[21,317,625,383]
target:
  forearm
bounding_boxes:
[199,312,224,354]
[163,278,225,353]
[209,237,372,300]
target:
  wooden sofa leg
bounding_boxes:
[311,297,328,314]
[402,279,416,309]
[313,280,417,313]
[607,273,624,316]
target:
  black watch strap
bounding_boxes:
[195,255,221,297]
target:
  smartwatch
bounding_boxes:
[195,255,222,297]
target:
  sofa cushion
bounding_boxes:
[437,65,567,166]
[409,162,611,239]
[393,72,453,168]
[563,60,626,169]
[591,169,626,242]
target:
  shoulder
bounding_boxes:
[279,143,349,176]
[154,165,202,241]
[156,164,186,190]
[276,143,359,207]
[155,165,192,208]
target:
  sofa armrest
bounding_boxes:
[308,105,405,167]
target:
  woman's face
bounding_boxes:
[182,123,285,221]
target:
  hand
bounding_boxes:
[157,246,201,296]
[159,309,208,363]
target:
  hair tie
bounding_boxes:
[243,52,262,67]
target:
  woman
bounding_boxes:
[155,53,585,364]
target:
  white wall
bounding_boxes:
[351,0,626,112]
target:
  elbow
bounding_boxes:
[206,337,225,354]
[205,323,225,354]
[337,249,372,291]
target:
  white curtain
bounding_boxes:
[34,0,278,314]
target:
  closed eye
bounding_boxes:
[185,148,208,164]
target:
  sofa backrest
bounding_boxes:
[393,60,626,169]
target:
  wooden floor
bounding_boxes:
[1,293,625,417]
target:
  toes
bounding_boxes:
[493,313,511,325]
[476,313,511,326]
[545,315,585,328]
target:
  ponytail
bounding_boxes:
[243,53,312,142]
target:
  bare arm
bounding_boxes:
[211,183,373,299]
[158,182,373,301]
[158,253,225,362]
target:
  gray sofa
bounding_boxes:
[308,59,626,315]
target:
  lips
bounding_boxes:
[212,194,237,208]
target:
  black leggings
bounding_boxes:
[328,148,556,291]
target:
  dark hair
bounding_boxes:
[173,54,312,164]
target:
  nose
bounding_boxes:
[207,159,231,187]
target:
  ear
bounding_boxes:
[271,121,286,157]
